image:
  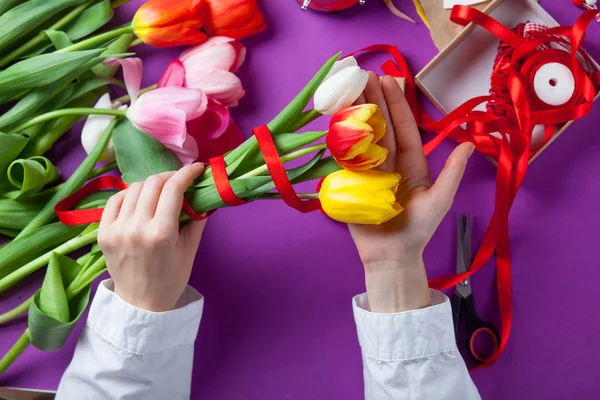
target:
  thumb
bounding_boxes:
[181,218,207,249]
[429,142,475,209]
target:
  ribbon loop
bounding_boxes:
[210,155,247,207]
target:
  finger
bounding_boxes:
[135,171,177,219]
[99,190,126,230]
[117,182,144,222]
[364,72,397,166]
[354,92,367,105]
[381,76,430,179]
[429,143,475,211]
[155,163,205,229]
[181,218,207,249]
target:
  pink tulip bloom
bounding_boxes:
[106,57,208,165]
[159,37,246,107]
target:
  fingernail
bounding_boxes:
[194,162,204,168]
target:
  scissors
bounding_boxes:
[451,213,500,365]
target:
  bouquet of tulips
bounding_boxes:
[0,0,403,377]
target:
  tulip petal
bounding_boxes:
[321,190,403,225]
[327,119,374,160]
[330,104,378,126]
[157,59,186,88]
[184,68,244,107]
[336,144,388,171]
[81,93,116,162]
[132,87,208,121]
[129,104,199,165]
[314,66,369,115]
[202,0,267,40]
[325,57,358,80]
[105,58,143,104]
[195,119,244,162]
[134,24,208,48]
[186,98,230,141]
[321,169,401,192]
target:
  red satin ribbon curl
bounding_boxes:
[350,6,599,369]
[209,155,247,207]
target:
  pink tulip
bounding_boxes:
[158,37,246,107]
[106,57,208,165]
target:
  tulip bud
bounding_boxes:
[81,93,121,163]
[314,57,368,116]
[327,104,388,171]
[202,0,266,40]
[132,0,207,47]
[320,169,403,225]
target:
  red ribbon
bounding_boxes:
[350,6,599,369]
[55,126,320,224]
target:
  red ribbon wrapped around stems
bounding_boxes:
[55,125,321,224]
[349,6,600,368]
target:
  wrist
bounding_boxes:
[113,284,177,313]
[363,258,431,313]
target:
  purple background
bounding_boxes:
[2,0,600,398]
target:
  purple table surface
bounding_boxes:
[2,0,600,398]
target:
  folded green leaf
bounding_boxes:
[4,157,60,199]
[0,49,104,96]
[39,254,71,324]
[63,0,113,41]
[0,0,84,51]
[44,30,74,50]
[113,119,182,184]
[29,253,90,352]
[0,132,29,188]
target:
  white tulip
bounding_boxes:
[81,93,126,163]
[314,57,369,116]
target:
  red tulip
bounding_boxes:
[132,0,208,47]
[326,104,388,171]
[201,0,267,40]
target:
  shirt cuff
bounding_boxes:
[352,289,456,361]
[86,279,204,355]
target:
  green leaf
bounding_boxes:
[113,119,182,184]
[29,282,90,351]
[267,52,341,134]
[38,254,71,323]
[44,29,74,50]
[92,33,133,78]
[290,156,342,184]
[17,117,117,237]
[4,156,60,199]
[0,0,23,16]
[63,0,114,41]
[0,0,84,51]
[0,49,104,97]
[0,227,19,237]
[0,222,85,279]
[0,132,29,188]
[0,188,57,230]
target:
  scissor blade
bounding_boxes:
[455,213,472,298]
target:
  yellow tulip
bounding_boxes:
[320,169,403,225]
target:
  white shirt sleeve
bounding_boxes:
[353,289,481,400]
[56,279,203,400]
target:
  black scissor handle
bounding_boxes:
[463,294,500,364]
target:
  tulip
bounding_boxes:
[314,57,368,116]
[327,104,388,171]
[320,169,403,225]
[132,0,207,47]
[185,98,244,162]
[159,37,246,107]
[80,93,125,163]
[201,0,266,40]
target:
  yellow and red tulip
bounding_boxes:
[201,0,266,40]
[132,0,208,48]
[326,104,388,171]
[319,169,403,225]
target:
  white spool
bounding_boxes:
[533,63,576,106]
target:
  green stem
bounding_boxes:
[129,38,143,48]
[114,84,156,104]
[112,0,134,7]
[0,329,30,376]
[0,294,34,325]
[236,143,328,179]
[285,109,322,133]
[0,0,96,68]
[11,108,126,134]
[0,230,99,293]
[57,25,133,53]
[88,162,118,179]
[260,193,319,200]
